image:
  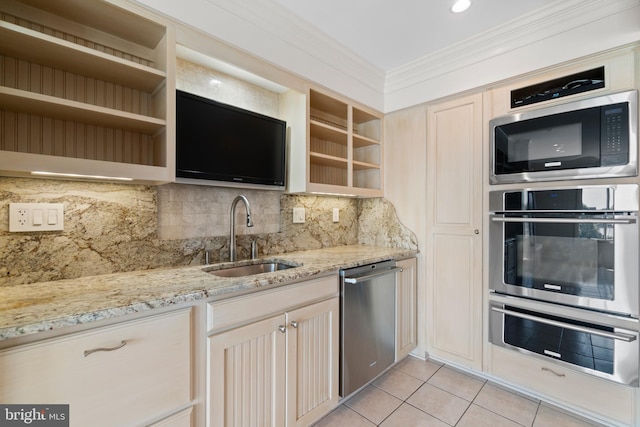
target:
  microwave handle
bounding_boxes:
[491,307,637,342]
[490,216,636,225]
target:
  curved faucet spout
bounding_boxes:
[230,195,253,262]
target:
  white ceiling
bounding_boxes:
[270,0,558,72]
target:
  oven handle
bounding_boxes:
[491,307,637,342]
[490,216,636,225]
[343,267,402,284]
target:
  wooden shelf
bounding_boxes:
[0,87,166,133]
[353,133,380,148]
[0,0,173,183]
[18,0,167,49]
[292,89,383,196]
[310,120,348,144]
[353,160,380,171]
[0,21,166,92]
[309,152,348,168]
[0,151,171,184]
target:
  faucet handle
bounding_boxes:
[251,239,258,259]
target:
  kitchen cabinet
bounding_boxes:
[0,0,174,183]
[425,93,483,370]
[395,257,417,361]
[286,88,383,196]
[207,275,340,427]
[0,309,193,427]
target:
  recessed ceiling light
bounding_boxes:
[451,0,471,13]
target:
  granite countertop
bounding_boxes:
[0,245,416,341]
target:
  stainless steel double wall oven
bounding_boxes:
[488,90,640,387]
[488,185,640,386]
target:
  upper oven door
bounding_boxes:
[489,187,640,317]
[489,90,638,184]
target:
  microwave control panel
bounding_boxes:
[601,103,629,165]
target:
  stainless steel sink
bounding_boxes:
[206,261,298,278]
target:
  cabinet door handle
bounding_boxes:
[278,325,286,333]
[541,367,566,377]
[290,321,298,328]
[83,340,127,357]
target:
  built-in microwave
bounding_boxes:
[490,90,638,184]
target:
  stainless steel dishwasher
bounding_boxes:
[340,260,401,398]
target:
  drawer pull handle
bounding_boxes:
[541,367,565,377]
[83,340,127,357]
[278,325,286,333]
[291,321,299,328]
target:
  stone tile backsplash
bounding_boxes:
[0,178,416,286]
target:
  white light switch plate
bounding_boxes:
[9,203,64,232]
[293,207,305,223]
[332,208,339,223]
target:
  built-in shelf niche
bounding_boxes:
[0,0,173,183]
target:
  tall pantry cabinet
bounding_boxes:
[425,93,483,370]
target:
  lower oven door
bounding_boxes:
[489,300,639,386]
[489,212,639,317]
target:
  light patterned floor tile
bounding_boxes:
[313,405,375,427]
[345,385,403,424]
[406,383,471,425]
[533,404,608,427]
[474,382,539,426]
[457,404,523,427]
[427,366,485,401]
[394,356,442,381]
[380,403,450,427]
[372,367,425,400]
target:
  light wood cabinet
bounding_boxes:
[287,88,383,196]
[395,257,417,361]
[425,93,483,370]
[491,345,634,426]
[0,0,174,183]
[207,276,340,427]
[0,309,193,427]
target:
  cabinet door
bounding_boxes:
[396,258,417,361]
[286,298,339,427]
[0,309,191,427]
[208,314,287,427]
[426,93,483,369]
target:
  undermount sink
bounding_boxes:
[206,261,298,278]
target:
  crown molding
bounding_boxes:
[197,0,386,108]
[385,0,640,97]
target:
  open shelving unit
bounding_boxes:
[0,0,175,183]
[305,89,382,196]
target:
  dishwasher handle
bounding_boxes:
[343,267,402,284]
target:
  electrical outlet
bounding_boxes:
[293,207,305,224]
[9,203,64,232]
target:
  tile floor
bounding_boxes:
[314,356,607,427]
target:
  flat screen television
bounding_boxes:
[175,90,287,189]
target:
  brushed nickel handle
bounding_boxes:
[541,367,566,377]
[83,340,127,357]
[278,325,286,333]
[291,321,298,328]
[491,216,636,225]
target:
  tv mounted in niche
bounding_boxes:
[175,90,287,189]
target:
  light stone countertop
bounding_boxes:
[0,245,416,341]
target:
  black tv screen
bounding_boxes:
[176,90,286,188]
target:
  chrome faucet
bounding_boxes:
[229,195,253,262]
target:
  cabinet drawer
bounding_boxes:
[208,274,338,332]
[0,309,192,427]
[491,345,634,425]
